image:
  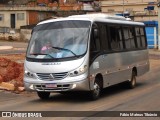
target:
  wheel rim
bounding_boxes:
[93,83,100,97]
[132,76,136,87]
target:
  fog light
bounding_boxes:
[29,84,34,90]
[72,84,76,89]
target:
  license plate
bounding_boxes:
[45,84,57,88]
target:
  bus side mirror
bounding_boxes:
[94,29,99,39]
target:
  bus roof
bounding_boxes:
[37,13,145,26]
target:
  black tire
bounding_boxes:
[90,78,101,100]
[37,92,50,100]
[128,71,136,89]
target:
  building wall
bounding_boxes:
[135,16,158,21]
[28,11,53,25]
[29,11,38,25]
[101,0,157,5]
[102,4,158,12]
[0,11,27,29]
[0,10,54,29]
[37,0,50,4]
[102,0,158,12]
[101,0,158,21]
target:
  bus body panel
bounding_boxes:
[25,56,85,74]
[24,52,91,92]
[89,49,149,89]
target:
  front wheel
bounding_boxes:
[90,80,101,100]
[37,92,50,100]
[128,71,136,89]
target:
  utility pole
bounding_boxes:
[123,0,124,16]
[158,0,160,50]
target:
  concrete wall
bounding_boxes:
[102,0,157,5]
[0,32,20,41]
[0,11,28,29]
[135,16,158,21]
[101,0,158,21]
[0,10,54,29]
[20,29,32,42]
[102,0,158,12]
[102,5,158,13]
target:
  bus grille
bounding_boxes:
[36,72,68,80]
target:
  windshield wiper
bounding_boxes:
[52,46,78,57]
[30,53,55,58]
[30,53,47,55]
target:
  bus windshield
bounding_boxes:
[27,20,91,60]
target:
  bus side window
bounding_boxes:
[90,27,100,52]
[99,24,109,52]
[135,27,142,48]
[140,27,147,48]
[129,27,136,48]
[90,24,101,60]
[110,27,119,50]
[123,27,131,49]
[108,25,123,51]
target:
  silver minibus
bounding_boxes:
[24,13,149,100]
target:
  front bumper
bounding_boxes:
[24,77,90,92]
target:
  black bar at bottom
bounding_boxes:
[0,111,160,117]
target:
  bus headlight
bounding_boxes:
[69,65,88,77]
[24,70,36,78]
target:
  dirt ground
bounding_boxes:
[0,54,25,62]
[0,54,25,92]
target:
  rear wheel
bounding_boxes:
[128,71,136,89]
[37,92,50,100]
[90,78,101,100]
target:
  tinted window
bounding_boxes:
[135,27,142,48]
[108,25,124,51]
[140,27,147,47]
[98,23,109,51]
[90,24,101,52]
[123,27,131,49]
[90,23,101,61]
[129,27,136,48]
